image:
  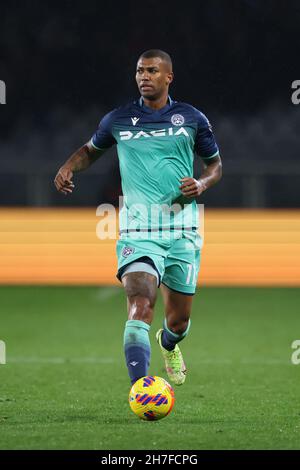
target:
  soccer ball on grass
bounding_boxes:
[129,376,175,421]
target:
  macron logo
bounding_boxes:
[129,361,139,367]
[131,117,140,126]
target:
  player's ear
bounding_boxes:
[167,72,174,85]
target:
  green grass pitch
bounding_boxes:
[0,286,299,450]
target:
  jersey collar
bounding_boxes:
[138,95,173,113]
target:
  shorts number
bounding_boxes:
[186,264,197,285]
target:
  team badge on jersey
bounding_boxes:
[171,114,185,126]
[122,246,135,258]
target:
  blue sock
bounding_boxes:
[124,319,151,385]
[161,318,191,351]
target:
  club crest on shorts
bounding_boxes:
[171,114,185,126]
[122,246,135,258]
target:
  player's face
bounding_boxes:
[136,57,173,100]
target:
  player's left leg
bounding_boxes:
[156,232,201,385]
[156,285,193,385]
[160,283,193,345]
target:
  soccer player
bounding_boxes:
[54,49,222,386]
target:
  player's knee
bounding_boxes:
[167,317,190,336]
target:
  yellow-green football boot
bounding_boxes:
[156,329,187,385]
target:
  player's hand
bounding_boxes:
[54,167,75,195]
[179,177,206,198]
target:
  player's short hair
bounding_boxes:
[138,49,173,70]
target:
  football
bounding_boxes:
[129,376,175,421]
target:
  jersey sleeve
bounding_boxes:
[193,109,219,159]
[90,110,117,150]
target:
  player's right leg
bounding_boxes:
[122,271,158,385]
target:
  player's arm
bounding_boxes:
[180,109,222,198]
[54,110,116,195]
[180,154,222,198]
[54,142,104,195]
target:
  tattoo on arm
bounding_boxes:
[65,144,103,172]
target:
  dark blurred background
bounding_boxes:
[0,0,299,207]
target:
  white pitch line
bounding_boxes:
[189,359,292,365]
[5,357,292,365]
[95,287,121,301]
[240,359,292,365]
